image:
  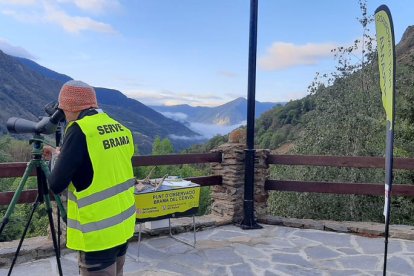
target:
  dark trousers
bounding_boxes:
[78,243,128,276]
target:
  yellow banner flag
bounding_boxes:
[375,6,395,128]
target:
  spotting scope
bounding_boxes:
[6,101,65,135]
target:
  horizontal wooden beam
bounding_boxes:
[265,180,414,197]
[0,189,39,205]
[0,175,222,205]
[132,152,222,166]
[184,175,222,187]
[0,153,223,178]
[0,162,34,178]
[267,155,414,170]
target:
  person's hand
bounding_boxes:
[43,146,60,161]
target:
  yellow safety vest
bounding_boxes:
[66,112,135,252]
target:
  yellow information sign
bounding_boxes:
[135,185,200,221]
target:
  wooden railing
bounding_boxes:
[3,152,414,206]
[0,152,223,205]
[265,155,414,197]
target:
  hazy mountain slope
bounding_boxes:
[0,51,199,153]
[0,51,62,134]
[95,87,199,137]
[152,97,283,126]
[15,57,72,83]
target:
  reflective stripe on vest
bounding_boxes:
[68,179,135,208]
[67,205,136,233]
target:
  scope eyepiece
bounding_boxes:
[44,101,59,116]
[49,108,65,125]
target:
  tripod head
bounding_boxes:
[29,134,50,160]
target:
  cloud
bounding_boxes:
[1,8,41,23]
[0,0,36,5]
[169,122,247,140]
[218,70,238,78]
[168,134,206,141]
[189,121,246,139]
[123,89,184,105]
[160,112,188,123]
[0,0,117,34]
[43,3,116,34]
[57,0,121,14]
[0,38,35,59]
[125,89,226,107]
[258,42,337,71]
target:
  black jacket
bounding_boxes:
[48,109,97,194]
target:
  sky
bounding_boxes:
[0,0,412,107]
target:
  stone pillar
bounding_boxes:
[254,149,270,219]
[210,143,245,223]
[210,144,270,223]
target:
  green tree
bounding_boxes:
[151,136,162,155]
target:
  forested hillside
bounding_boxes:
[256,27,414,157]
[188,10,414,225]
[259,18,414,224]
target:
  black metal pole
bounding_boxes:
[55,123,63,256]
[240,0,262,230]
[383,112,395,276]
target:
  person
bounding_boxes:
[45,80,136,276]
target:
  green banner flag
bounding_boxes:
[375,6,395,127]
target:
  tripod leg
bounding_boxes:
[40,162,65,256]
[39,165,63,276]
[8,196,40,276]
[40,161,67,223]
[54,196,67,224]
[57,207,61,257]
[44,195,63,276]
[0,162,35,235]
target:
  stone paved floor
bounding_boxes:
[2,224,414,275]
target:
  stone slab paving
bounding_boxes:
[2,224,414,275]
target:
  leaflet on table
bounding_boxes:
[136,181,198,194]
[162,180,195,187]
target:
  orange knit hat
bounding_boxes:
[58,80,98,112]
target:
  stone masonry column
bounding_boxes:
[210,143,245,223]
[254,149,270,219]
[210,143,270,223]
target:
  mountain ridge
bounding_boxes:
[151,97,284,126]
[0,51,200,154]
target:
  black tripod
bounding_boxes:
[0,134,67,276]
